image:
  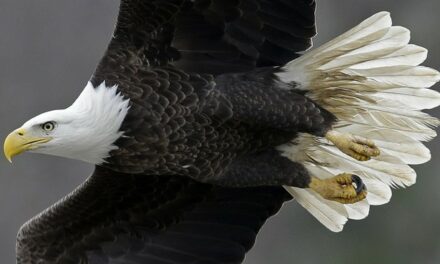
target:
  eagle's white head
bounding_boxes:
[3,82,130,164]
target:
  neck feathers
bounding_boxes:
[65,81,130,164]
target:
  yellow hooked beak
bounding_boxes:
[3,128,52,163]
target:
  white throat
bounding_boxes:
[24,81,130,164]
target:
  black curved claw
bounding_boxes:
[351,175,366,194]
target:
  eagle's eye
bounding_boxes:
[41,121,56,132]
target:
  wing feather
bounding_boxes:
[17,167,290,263]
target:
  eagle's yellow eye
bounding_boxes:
[41,122,55,132]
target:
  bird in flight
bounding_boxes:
[4,0,440,263]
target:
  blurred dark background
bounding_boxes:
[0,1,439,263]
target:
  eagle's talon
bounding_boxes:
[325,130,380,161]
[309,173,367,204]
[351,175,366,194]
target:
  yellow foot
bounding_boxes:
[325,130,380,161]
[309,173,367,204]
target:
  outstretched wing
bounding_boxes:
[16,167,290,264]
[91,0,316,86]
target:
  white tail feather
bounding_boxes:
[277,12,440,231]
[345,200,370,220]
[352,44,427,69]
[362,178,392,205]
[284,186,348,232]
[371,88,440,110]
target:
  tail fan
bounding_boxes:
[277,12,440,232]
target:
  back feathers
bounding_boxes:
[277,12,440,232]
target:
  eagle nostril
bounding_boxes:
[17,132,24,136]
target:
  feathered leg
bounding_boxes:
[213,149,366,204]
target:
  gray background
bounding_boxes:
[0,0,439,263]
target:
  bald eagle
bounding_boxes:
[4,0,440,263]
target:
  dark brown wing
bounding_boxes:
[173,0,316,73]
[91,0,316,85]
[16,167,290,264]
